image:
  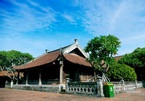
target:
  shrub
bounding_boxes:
[107,63,137,81]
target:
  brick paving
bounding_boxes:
[0,88,145,101]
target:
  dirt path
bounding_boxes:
[0,88,145,101]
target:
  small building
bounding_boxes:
[14,40,95,87]
[114,55,123,61]
[0,71,11,87]
[0,72,7,87]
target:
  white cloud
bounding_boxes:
[0,0,56,36]
[1,0,145,57]
[109,1,127,32]
[75,0,114,35]
[76,0,145,36]
[61,14,75,23]
[74,0,145,55]
[0,0,59,57]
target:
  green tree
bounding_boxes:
[0,50,34,87]
[6,50,34,67]
[107,63,137,81]
[85,34,121,72]
[0,51,7,68]
[0,50,34,69]
[119,47,145,80]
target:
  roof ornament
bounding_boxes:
[74,39,78,44]
[45,49,49,53]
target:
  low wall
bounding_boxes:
[9,85,59,93]
[5,80,144,95]
[113,81,143,93]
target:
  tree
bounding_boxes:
[0,51,7,68]
[85,34,121,72]
[0,50,34,68]
[118,47,145,80]
[0,50,34,87]
[7,50,34,66]
[107,63,137,81]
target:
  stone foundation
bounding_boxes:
[8,85,59,93]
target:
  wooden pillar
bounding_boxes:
[76,68,80,81]
[26,71,29,85]
[38,70,42,85]
[59,60,64,84]
[60,65,63,84]
[94,70,97,82]
[16,71,20,85]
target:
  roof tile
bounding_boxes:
[64,54,92,67]
[14,50,60,70]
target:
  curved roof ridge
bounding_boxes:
[14,50,60,70]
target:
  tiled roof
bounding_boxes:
[0,71,6,77]
[0,71,13,77]
[14,41,93,70]
[0,71,23,77]
[14,51,92,70]
[64,54,92,67]
[14,50,60,70]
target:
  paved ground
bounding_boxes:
[0,88,145,101]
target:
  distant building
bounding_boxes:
[114,55,123,61]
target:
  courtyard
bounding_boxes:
[0,88,145,101]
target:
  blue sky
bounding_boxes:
[1,0,145,57]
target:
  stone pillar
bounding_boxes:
[97,78,104,97]
[135,80,138,88]
[66,78,70,92]
[26,71,29,85]
[99,79,104,97]
[10,79,14,88]
[121,78,125,92]
[39,70,42,85]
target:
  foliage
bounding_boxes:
[0,51,7,68]
[119,47,145,67]
[107,63,137,81]
[0,50,34,80]
[85,34,121,71]
[118,47,145,80]
[0,50,34,69]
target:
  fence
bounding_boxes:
[6,79,144,95]
[66,81,143,95]
[113,81,143,93]
[66,82,97,95]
